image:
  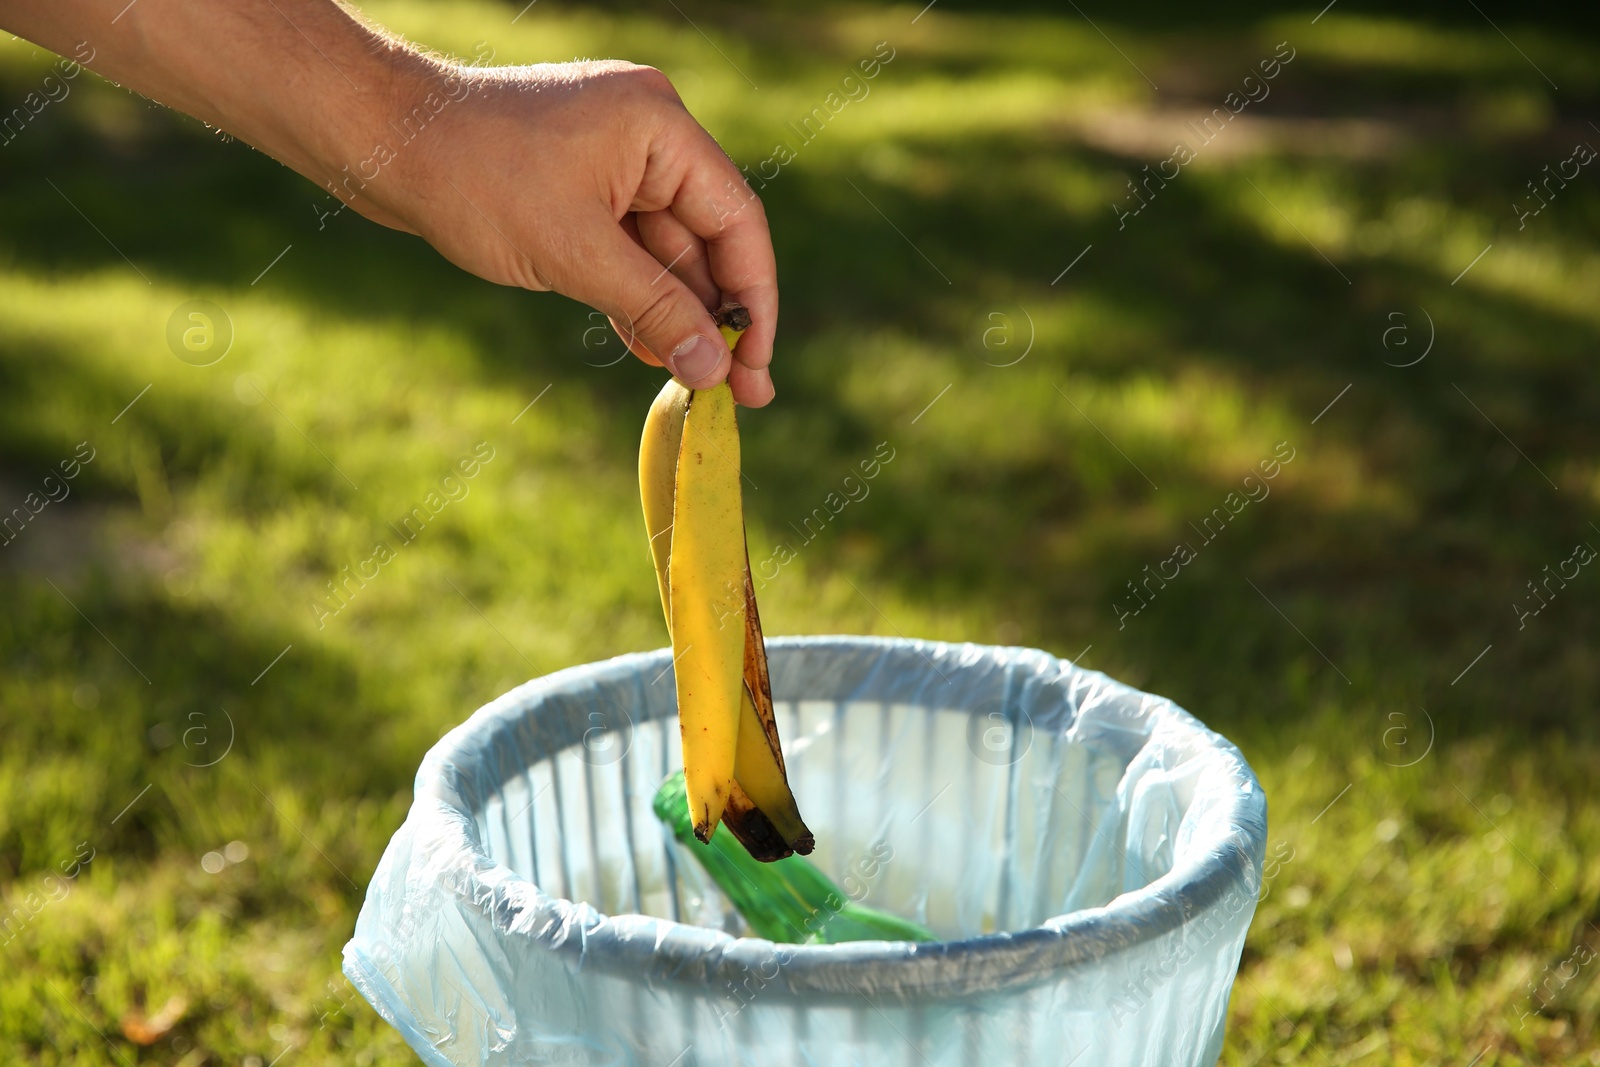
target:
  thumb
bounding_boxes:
[566,217,730,390]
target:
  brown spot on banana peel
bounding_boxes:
[723,793,815,860]
[741,552,788,772]
[726,540,816,858]
[721,782,804,862]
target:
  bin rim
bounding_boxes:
[387,634,1267,1001]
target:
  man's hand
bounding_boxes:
[0,0,778,405]
[371,60,777,406]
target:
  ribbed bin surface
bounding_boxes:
[345,637,1267,1066]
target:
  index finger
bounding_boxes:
[660,128,779,378]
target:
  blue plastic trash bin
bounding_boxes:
[344,636,1268,1066]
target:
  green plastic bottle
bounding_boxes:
[652,771,936,945]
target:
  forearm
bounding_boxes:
[0,0,419,196]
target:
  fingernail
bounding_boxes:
[669,334,720,383]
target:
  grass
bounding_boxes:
[2,1,1599,1063]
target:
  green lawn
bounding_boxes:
[3,1,1599,1063]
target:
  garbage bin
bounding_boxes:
[344,636,1268,1066]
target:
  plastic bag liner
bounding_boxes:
[344,636,1267,1066]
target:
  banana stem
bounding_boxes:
[713,302,751,351]
[712,301,753,333]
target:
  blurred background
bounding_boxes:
[3,0,1598,1063]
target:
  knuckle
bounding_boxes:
[717,180,765,229]
[628,64,680,99]
[593,62,680,103]
[629,286,685,345]
[741,188,768,222]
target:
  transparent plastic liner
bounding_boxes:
[345,637,1268,1066]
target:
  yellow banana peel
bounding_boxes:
[638,303,814,859]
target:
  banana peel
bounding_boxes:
[639,303,814,860]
